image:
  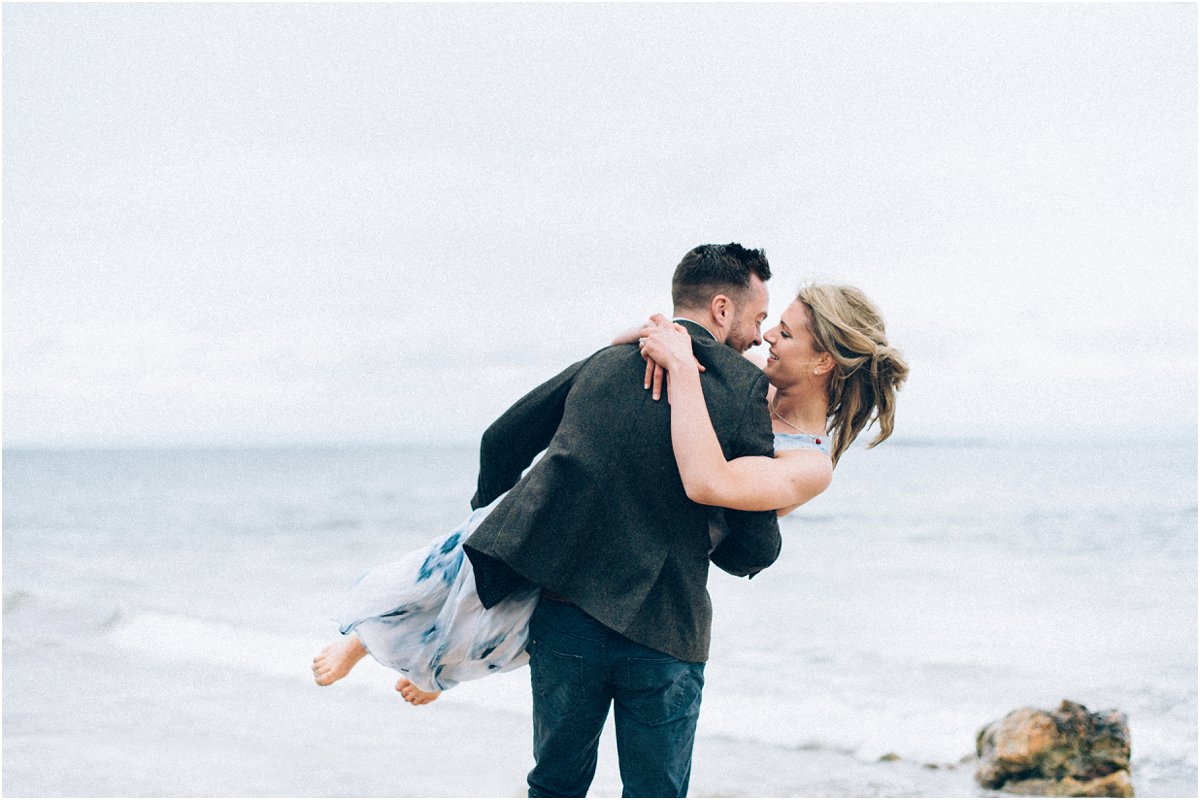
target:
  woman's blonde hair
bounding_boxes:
[797,285,909,466]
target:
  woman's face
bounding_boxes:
[763,300,825,388]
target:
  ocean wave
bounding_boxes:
[310,517,365,531]
[105,611,528,700]
[3,588,130,640]
[3,589,34,614]
[110,612,322,680]
[105,611,534,717]
[883,437,991,449]
[98,607,124,630]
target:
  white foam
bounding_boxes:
[109,610,534,713]
[112,611,324,679]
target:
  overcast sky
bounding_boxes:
[3,3,1196,447]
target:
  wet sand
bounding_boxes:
[3,633,978,797]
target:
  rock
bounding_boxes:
[975,700,1133,797]
[1003,771,1135,798]
[879,752,902,762]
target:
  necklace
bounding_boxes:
[769,396,822,438]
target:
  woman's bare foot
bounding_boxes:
[395,677,441,705]
[312,634,368,686]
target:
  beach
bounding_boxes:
[3,440,1196,796]
[2,635,977,797]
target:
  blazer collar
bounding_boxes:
[672,317,719,342]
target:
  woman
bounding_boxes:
[637,284,908,512]
[312,284,907,705]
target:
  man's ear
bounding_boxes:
[710,294,732,326]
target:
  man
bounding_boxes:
[463,243,780,797]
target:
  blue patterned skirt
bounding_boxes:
[335,495,539,693]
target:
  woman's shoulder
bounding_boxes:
[742,350,768,370]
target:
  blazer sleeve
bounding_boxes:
[470,355,589,510]
[708,371,783,577]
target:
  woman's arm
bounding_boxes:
[611,323,649,346]
[639,316,832,514]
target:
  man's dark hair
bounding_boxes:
[671,243,771,310]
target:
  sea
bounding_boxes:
[3,439,1196,797]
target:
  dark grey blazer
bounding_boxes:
[463,321,782,663]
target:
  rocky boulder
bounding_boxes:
[975,699,1133,797]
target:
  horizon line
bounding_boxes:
[3,431,1197,453]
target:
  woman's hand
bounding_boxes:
[637,314,704,401]
[611,322,649,346]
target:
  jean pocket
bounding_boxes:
[528,638,586,717]
[616,657,705,728]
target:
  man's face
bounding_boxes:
[725,275,770,353]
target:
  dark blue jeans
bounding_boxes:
[526,598,705,798]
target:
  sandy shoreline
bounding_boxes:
[3,635,980,797]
